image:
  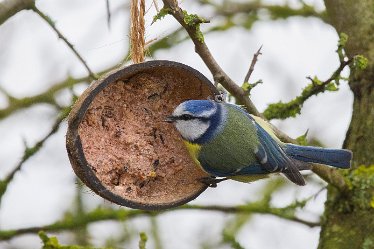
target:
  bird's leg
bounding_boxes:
[198,176,228,188]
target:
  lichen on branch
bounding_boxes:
[39,231,108,249]
[152,7,170,24]
[0,108,69,205]
[263,33,367,120]
[0,194,319,241]
[181,10,208,43]
[162,0,262,116]
[200,0,328,25]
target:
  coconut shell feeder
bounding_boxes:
[66,60,219,210]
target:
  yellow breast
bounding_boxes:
[183,140,269,183]
[183,140,203,169]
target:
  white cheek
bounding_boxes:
[175,120,210,141]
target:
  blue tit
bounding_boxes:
[166,99,352,186]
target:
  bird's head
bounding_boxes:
[166,100,226,144]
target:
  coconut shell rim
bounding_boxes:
[66,60,219,210]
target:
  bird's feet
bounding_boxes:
[199,176,228,188]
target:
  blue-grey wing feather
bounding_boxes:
[226,104,306,185]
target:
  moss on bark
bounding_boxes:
[319,1,374,248]
[319,166,374,249]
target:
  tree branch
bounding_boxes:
[105,0,111,29]
[263,58,353,120]
[161,0,262,117]
[184,204,319,227]
[0,0,35,25]
[0,76,86,120]
[241,46,263,95]
[0,62,123,120]
[32,6,97,80]
[200,0,328,24]
[244,45,262,83]
[311,165,349,191]
[0,110,68,204]
[0,202,319,241]
[160,1,350,192]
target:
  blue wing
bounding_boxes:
[227,104,307,186]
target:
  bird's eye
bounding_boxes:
[180,114,194,120]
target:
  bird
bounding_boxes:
[165,99,352,186]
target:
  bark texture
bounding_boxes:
[0,0,35,25]
[319,1,374,248]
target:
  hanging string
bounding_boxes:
[130,0,146,63]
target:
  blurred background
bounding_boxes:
[0,0,352,248]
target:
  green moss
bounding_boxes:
[182,10,206,26]
[195,29,204,43]
[0,180,6,197]
[295,130,309,146]
[0,230,17,240]
[363,238,374,249]
[241,80,262,95]
[338,33,348,47]
[138,232,147,249]
[263,99,302,120]
[335,165,374,212]
[348,165,374,188]
[152,7,170,24]
[325,82,338,91]
[336,32,348,62]
[39,231,104,249]
[370,197,374,208]
[59,105,72,119]
[263,75,345,120]
[263,82,313,120]
[24,144,41,160]
[353,55,369,70]
[263,33,353,120]
[267,3,326,20]
[222,230,245,249]
[182,10,206,43]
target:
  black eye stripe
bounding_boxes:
[175,114,210,122]
[180,114,194,120]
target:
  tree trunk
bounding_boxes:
[319,1,374,248]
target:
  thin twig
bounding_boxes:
[153,0,160,12]
[0,63,121,120]
[0,113,67,204]
[272,61,354,192]
[0,203,319,240]
[308,57,353,92]
[264,57,353,121]
[161,0,350,191]
[200,0,328,24]
[183,205,319,227]
[106,0,111,29]
[244,45,262,83]
[32,6,97,80]
[0,77,80,120]
[162,0,262,117]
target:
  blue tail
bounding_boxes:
[284,144,352,169]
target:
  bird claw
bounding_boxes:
[198,176,228,188]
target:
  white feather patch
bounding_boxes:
[175,120,210,141]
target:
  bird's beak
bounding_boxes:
[164,115,176,123]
